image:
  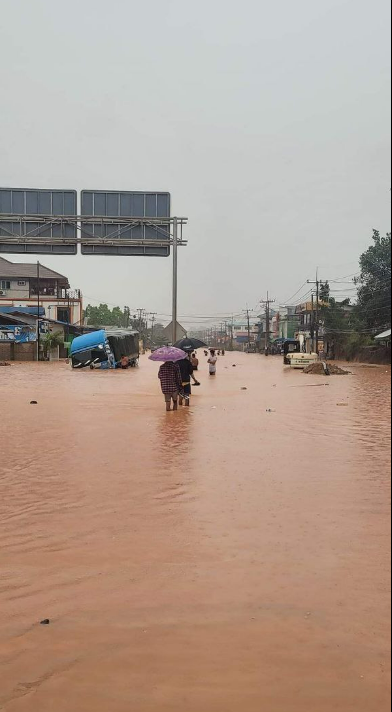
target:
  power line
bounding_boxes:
[281,281,309,306]
[285,289,313,306]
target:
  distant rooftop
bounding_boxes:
[0,256,69,286]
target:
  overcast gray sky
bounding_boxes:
[1,0,390,327]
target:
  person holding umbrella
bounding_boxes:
[149,347,186,412]
[174,337,207,352]
[177,352,197,407]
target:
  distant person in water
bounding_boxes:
[191,352,199,371]
[208,349,218,376]
[158,361,182,412]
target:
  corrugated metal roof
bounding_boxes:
[0,306,45,316]
[0,311,36,325]
[0,257,69,284]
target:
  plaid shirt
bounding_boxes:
[158,362,182,394]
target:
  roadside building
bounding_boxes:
[0,308,90,361]
[232,321,257,351]
[255,309,277,352]
[295,300,317,353]
[0,256,82,325]
[0,258,84,361]
[0,312,37,361]
[278,305,298,340]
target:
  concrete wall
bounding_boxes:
[0,280,30,299]
[0,298,83,324]
[0,342,36,361]
[0,342,11,360]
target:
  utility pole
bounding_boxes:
[66,288,71,348]
[260,293,275,356]
[316,273,320,356]
[137,308,146,346]
[243,307,253,351]
[230,315,234,351]
[36,261,40,362]
[311,293,315,353]
[307,270,320,354]
[150,312,157,347]
[223,320,229,350]
[172,217,178,345]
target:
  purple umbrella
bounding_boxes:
[149,346,187,362]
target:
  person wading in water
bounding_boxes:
[158,361,182,412]
[178,353,199,406]
[208,349,218,376]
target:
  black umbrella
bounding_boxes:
[174,337,208,351]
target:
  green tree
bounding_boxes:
[320,282,350,343]
[42,331,64,359]
[84,304,138,328]
[319,281,331,304]
[356,230,391,331]
[319,281,363,357]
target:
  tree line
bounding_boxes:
[320,230,391,358]
[83,304,167,346]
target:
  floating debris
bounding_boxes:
[304,362,351,375]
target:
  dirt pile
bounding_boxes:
[304,362,351,375]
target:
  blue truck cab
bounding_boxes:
[70,329,139,369]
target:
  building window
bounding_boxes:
[57,307,71,323]
[30,279,58,297]
[0,281,11,290]
[18,280,26,286]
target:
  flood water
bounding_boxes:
[0,354,390,711]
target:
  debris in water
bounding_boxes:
[337,403,349,407]
[290,383,330,388]
[0,361,11,366]
[304,362,350,375]
[266,409,275,413]
[241,387,247,391]
[30,401,38,405]
[40,619,50,625]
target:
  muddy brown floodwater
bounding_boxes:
[0,354,390,711]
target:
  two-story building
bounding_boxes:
[0,257,82,325]
[277,305,298,340]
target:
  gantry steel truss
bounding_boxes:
[0,214,188,247]
[0,214,188,344]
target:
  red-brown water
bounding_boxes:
[0,355,390,711]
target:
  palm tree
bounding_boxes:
[41,331,64,360]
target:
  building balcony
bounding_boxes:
[30,288,82,300]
